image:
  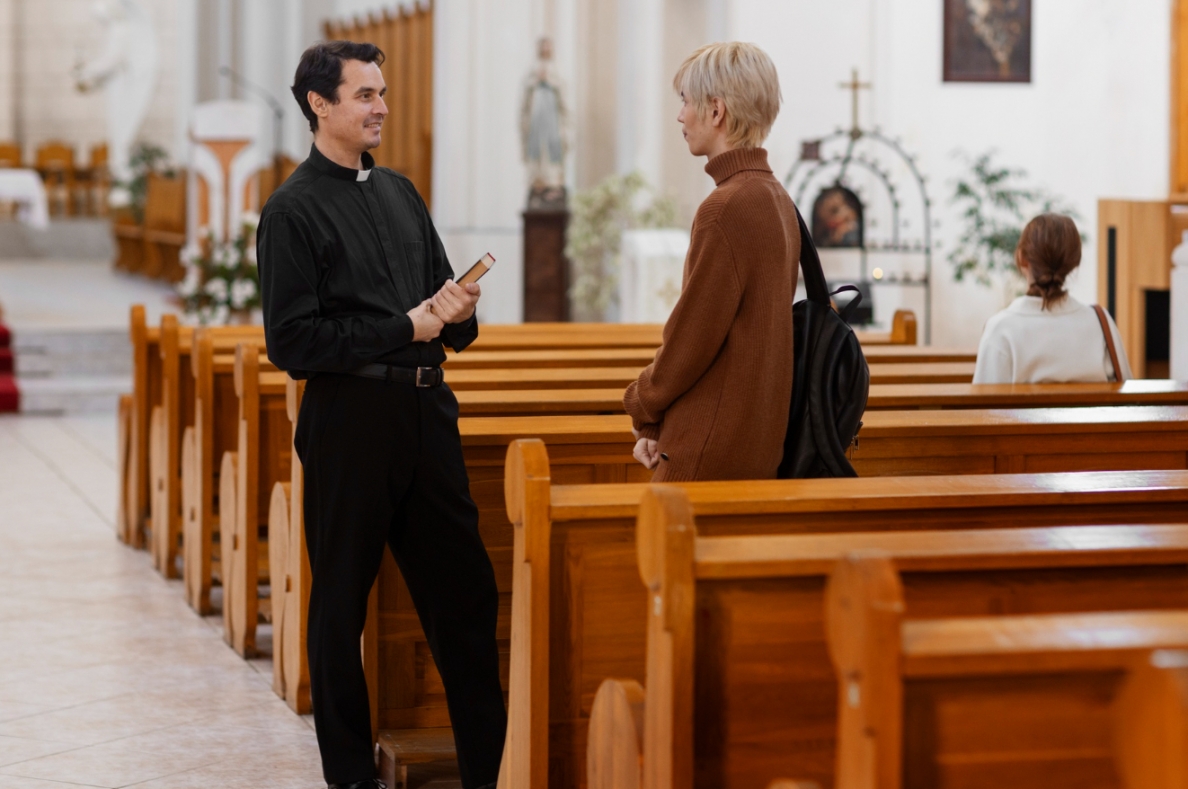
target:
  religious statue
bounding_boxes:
[73,0,159,200]
[520,37,568,209]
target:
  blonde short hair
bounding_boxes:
[673,42,782,149]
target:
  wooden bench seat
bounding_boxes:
[499,441,1188,789]
[443,361,974,391]
[823,556,1188,789]
[579,487,1188,789]
[465,309,919,351]
[454,405,1188,478]
[451,380,1188,418]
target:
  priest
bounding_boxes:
[258,41,506,789]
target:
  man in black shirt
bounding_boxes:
[258,41,505,789]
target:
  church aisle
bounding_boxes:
[0,414,324,788]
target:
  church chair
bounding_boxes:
[35,141,77,217]
[84,143,109,216]
[579,487,1188,789]
[825,555,1188,789]
[0,141,21,167]
[499,439,1188,789]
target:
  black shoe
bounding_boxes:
[328,781,387,789]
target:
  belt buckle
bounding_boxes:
[415,367,437,388]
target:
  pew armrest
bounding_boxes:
[587,679,645,789]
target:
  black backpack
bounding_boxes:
[776,207,870,479]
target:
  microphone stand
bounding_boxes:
[219,66,286,192]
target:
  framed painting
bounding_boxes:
[943,0,1032,83]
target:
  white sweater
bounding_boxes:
[972,295,1133,384]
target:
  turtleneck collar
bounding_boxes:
[704,147,772,186]
[307,143,375,182]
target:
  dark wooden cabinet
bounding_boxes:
[522,208,570,322]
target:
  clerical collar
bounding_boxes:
[307,144,376,182]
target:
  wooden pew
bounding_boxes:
[452,380,1188,418]
[141,173,187,283]
[179,331,276,613]
[267,379,310,711]
[824,556,1188,789]
[582,492,1188,789]
[443,341,973,373]
[500,442,1188,789]
[443,361,974,391]
[148,318,267,577]
[217,343,290,656]
[466,309,919,351]
[447,406,1188,479]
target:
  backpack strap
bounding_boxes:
[1092,304,1123,383]
[794,205,830,306]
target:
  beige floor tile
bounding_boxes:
[0,738,217,788]
[0,775,107,788]
[0,414,330,786]
[0,734,77,768]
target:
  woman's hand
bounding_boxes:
[633,438,660,470]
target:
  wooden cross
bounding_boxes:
[839,68,872,139]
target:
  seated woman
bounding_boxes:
[973,213,1132,384]
[624,42,799,481]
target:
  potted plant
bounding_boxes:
[948,151,1084,306]
[175,213,262,325]
[565,172,677,321]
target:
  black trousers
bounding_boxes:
[295,374,506,788]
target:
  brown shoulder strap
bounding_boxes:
[1092,304,1123,383]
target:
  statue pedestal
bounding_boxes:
[522,208,570,322]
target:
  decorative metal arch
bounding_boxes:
[785,127,935,342]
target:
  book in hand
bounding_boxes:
[457,253,496,286]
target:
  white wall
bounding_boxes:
[732,0,1171,346]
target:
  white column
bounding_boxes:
[0,0,15,141]
[432,0,532,323]
[616,0,663,186]
[216,0,234,99]
[1172,229,1188,380]
[176,0,199,163]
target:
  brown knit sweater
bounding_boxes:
[623,147,799,482]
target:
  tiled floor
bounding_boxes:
[0,258,177,333]
[0,414,326,788]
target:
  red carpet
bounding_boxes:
[0,323,17,412]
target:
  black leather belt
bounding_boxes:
[349,364,444,387]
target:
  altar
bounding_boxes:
[0,170,50,230]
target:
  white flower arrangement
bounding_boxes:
[175,215,262,325]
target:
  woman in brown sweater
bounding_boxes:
[624,42,799,482]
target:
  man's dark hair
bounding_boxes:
[291,41,386,133]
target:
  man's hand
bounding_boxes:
[633,438,660,471]
[430,280,480,324]
[408,300,445,342]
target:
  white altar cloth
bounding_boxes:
[0,170,50,230]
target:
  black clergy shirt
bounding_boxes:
[258,144,477,379]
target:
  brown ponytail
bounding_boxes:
[1017,213,1082,310]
